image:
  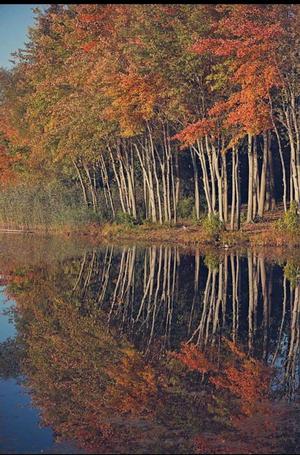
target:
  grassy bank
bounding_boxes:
[2,212,300,248]
[86,218,300,248]
[65,204,300,248]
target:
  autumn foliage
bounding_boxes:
[0,4,299,229]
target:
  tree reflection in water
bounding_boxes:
[2,244,300,454]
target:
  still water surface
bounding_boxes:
[0,234,299,454]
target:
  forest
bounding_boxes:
[0,4,299,235]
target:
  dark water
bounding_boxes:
[0,234,299,454]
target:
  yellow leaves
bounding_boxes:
[104,346,159,417]
[103,71,162,137]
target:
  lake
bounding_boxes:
[0,233,299,454]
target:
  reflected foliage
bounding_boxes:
[0,337,23,379]
[1,240,299,453]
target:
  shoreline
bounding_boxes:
[1,221,300,267]
[0,219,300,249]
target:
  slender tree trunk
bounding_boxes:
[83,163,97,212]
[194,140,212,214]
[108,145,126,213]
[207,151,216,213]
[259,256,269,361]
[290,160,294,204]
[147,125,162,223]
[134,142,157,222]
[72,159,88,207]
[231,254,239,342]
[235,150,241,230]
[247,133,254,222]
[258,132,268,217]
[248,251,254,354]
[286,111,300,204]
[230,148,236,231]
[122,143,136,218]
[175,151,180,220]
[211,143,223,221]
[191,148,200,220]
[99,154,115,217]
[222,153,228,223]
[118,155,130,213]
[170,152,177,223]
[252,136,259,220]
[268,141,276,210]
[269,97,287,211]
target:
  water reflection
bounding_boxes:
[1,241,300,454]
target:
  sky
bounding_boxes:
[0,4,47,69]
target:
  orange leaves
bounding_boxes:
[263,65,282,90]
[0,106,26,146]
[171,342,217,373]
[210,360,269,417]
[193,38,240,58]
[172,5,286,149]
[184,5,286,140]
[105,347,158,417]
[172,339,271,420]
[81,40,97,53]
[225,98,272,135]
[78,13,102,24]
[76,5,132,46]
[0,145,19,187]
[211,338,271,417]
[104,71,161,137]
[222,338,246,359]
[173,119,216,148]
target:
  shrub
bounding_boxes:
[240,212,247,225]
[177,197,194,219]
[284,261,300,287]
[276,201,300,234]
[204,253,219,270]
[115,211,137,227]
[201,213,224,239]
